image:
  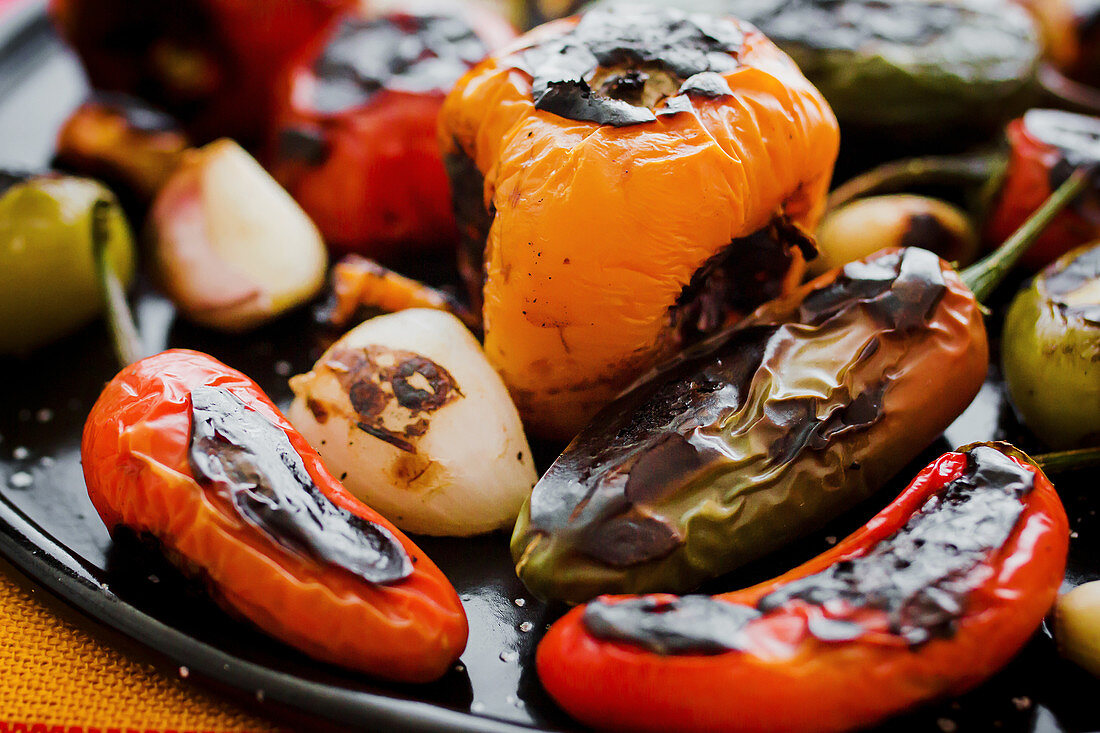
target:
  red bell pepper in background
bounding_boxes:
[537,443,1069,733]
[268,2,515,259]
[82,349,468,682]
[49,0,354,145]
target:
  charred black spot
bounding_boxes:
[671,217,816,345]
[357,422,417,453]
[445,144,492,314]
[311,13,489,114]
[767,382,887,464]
[306,398,329,424]
[584,595,761,655]
[522,7,743,127]
[348,380,390,421]
[392,357,457,411]
[277,127,330,166]
[758,445,1034,645]
[188,386,413,585]
[1042,244,1100,326]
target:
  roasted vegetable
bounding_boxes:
[608,0,1041,136]
[812,194,979,275]
[1055,580,1100,677]
[537,443,1069,733]
[54,93,189,207]
[441,5,839,439]
[288,309,537,536]
[269,1,515,258]
[1003,241,1100,448]
[987,109,1100,268]
[511,247,989,603]
[321,254,479,331]
[82,349,468,681]
[0,173,133,355]
[49,0,353,143]
[148,139,327,332]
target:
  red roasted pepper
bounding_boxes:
[269,2,515,258]
[537,443,1069,733]
[82,349,468,682]
[986,109,1100,269]
[50,0,354,144]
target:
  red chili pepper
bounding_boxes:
[268,4,515,258]
[536,443,1069,733]
[81,349,468,682]
[986,109,1100,269]
[49,0,354,144]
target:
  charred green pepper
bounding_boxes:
[510,165,1090,603]
[0,173,134,355]
[1003,241,1100,448]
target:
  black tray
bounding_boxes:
[1,2,1099,731]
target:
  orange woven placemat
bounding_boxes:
[0,561,279,732]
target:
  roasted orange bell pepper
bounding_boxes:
[81,349,468,682]
[537,443,1069,733]
[440,5,839,439]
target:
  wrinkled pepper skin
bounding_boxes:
[538,443,1069,733]
[512,248,988,603]
[440,6,839,439]
[269,3,515,258]
[1003,242,1100,448]
[81,349,468,682]
[987,109,1100,269]
[49,0,353,144]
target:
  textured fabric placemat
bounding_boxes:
[0,560,280,731]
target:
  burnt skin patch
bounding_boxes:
[521,7,743,127]
[324,346,462,453]
[759,445,1034,644]
[311,14,490,115]
[188,386,413,585]
[584,596,761,655]
[671,216,817,344]
[582,445,1033,654]
[1042,245,1100,325]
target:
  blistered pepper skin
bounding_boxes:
[987,109,1100,269]
[538,444,1069,733]
[270,5,515,258]
[441,7,839,439]
[511,248,988,603]
[81,349,468,682]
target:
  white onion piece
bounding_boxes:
[288,309,538,536]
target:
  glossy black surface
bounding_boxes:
[1,3,1100,732]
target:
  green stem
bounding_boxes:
[961,168,1092,302]
[1034,446,1100,474]
[827,154,1002,211]
[92,199,145,367]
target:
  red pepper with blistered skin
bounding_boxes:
[268,2,515,258]
[537,442,1069,733]
[82,349,468,682]
[49,0,354,145]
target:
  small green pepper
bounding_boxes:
[0,173,134,355]
[1003,241,1100,449]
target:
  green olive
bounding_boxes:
[1003,242,1100,449]
[812,194,979,275]
[0,175,134,355]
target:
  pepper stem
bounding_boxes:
[826,154,1002,211]
[92,199,145,367]
[960,168,1092,302]
[1034,446,1100,474]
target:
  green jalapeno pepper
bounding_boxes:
[0,173,134,355]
